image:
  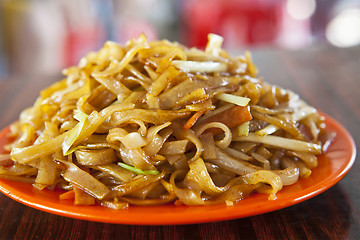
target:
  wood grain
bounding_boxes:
[0,45,359,240]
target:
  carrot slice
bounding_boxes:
[74,186,96,205]
[201,106,252,135]
[59,190,75,200]
[183,110,205,130]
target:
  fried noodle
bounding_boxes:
[0,34,332,208]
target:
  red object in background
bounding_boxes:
[181,0,284,48]
[64,23,104,67]
[116,19,158,45]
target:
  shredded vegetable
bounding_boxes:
[62,111,88,155]
[118,162,159,176]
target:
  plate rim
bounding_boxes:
[0,112,356,225]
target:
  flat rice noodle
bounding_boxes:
[240,170,283,200]
[207,148,261,175]
[195,122,232,149]
[108,130,147,150]
[241,82,263,104]
[173,128,203,163]
[210,184,256,204]
[119,194,176,206]
[0,174,35,183]
[251,152,271,170]
[123,132,147,149]
[75,148,117,166]
[88,85,117,110]
[111,171,165,197]
[280,157,297,169]
[157,49,187,73]
[71,103,135,147]
[185,100,215,112]
[143,134,165,157]
[287,151,318,168]
[294,159,312,178]
[149,65,180,96]
[46,81,83,103]
[158,78,235,109]
[144,65,159,81]
[99,200,129,210]
[92,43,148,77]
[57,160,110,200]
[35,156,58,185]
[126,181,161,199]
[170,170,205,205]
[254,105,316,136]
[93,75,132,97]
[145,122,172,142]
[123,76,151,92]
[186,158,225,195]
[199,133,217,160]
[170,168,255,205]
[158,140,189,155]
[61,77,91,102]
[92,163,135,182]
[110,109,191,126]
[176,88,209,108]
[233,133,321,154]
[223,147,252,161]
[146,93,160,109]
[301,115,321,141]
[124,64,152,85]
[174,187,205,205]
[40,79,67,99]
[138,45,186,60]
[250,104,293,115]
[252,111,303,139]
[12,123,37,149]
[272,167,299,185]
[119,145,155,170]
[0,163,37,176]
[11,103,135,164]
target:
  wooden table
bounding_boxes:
[0,45,359,239]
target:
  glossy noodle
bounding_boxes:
[0,34,332,208]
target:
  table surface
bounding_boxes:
[0,44,359,240]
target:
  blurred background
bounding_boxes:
[0,0,359,78]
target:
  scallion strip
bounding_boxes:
[118,162,159,175]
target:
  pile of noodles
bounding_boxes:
[0,34,332,209]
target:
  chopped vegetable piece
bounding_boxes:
[118,162,159,175]
[59,190,75,200]
[172,60,227,73]
[183,110,205,130]
[62,111,88,155]
[215,93,250,106]
[237,121,250,136]
[198,105,252,135]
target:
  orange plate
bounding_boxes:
[0,113,356,225]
